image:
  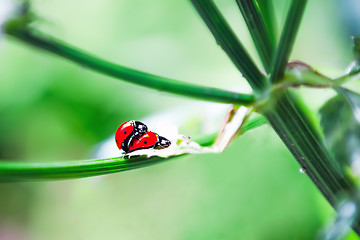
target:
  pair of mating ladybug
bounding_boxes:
[115,120,171,153]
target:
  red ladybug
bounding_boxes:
[127,131,171,153]
[115,120,148,152]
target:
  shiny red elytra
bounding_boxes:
[115,120,147,153]
[127,131,171,153]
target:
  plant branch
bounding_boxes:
[4,27,255,105]
[255,0,277,48]
[0,115,267,181]
[191,0,266,93]
[236,0,274,73]
[0,155,179,181]
[270,0,307,83]
[261,90,359,233]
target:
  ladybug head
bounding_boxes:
[156,135,171,149]
[133,121,148,135]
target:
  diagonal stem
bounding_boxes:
[255,0,277,48]
[191,0,266,93]
[262,90,360,234]
[271,0,307,83]
[236,0,274,73]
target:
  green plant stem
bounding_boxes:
[236,0,274,73]
[191,0,266,93]
[256,0,277,48]
[261,90,360,233]
[4,28,255,105]
[271,0,307,83]
[240,115,267,133]
[0,116,267,181]
[0,156,178,181]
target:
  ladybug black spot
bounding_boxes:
[116,140,119,144]
[123,130,127,134]
[144,140,147,144]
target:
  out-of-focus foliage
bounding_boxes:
[320,88,360,175]
[0,0,359,239]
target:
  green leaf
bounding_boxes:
[349,36,360,75]
[191,0,266,92]
[319,88,360,171]
[353,36,360,64]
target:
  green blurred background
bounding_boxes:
[0,0,359,239]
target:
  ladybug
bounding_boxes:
[115,120,148,152]
[127,131,171,153]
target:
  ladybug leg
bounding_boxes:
[152,139,162,150]
[122,134,135,153]
[157,144,164,149]
[132,132,143,142]
[156,136,171,149]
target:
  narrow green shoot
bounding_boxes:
[191,0,266,92]
[270,0,307,83]
[236,0,274,73]
[5,28,255,105]
[239,115,267,133]
[0,155,175,181]
[0,116,267,181]
[255,0,277,47]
